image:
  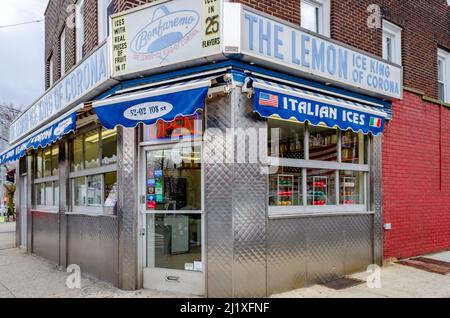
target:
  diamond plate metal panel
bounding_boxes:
[343,215,373,274]
[372,135,383,265]
[32,212,60,264]
[306,216,346,284]
[67,215,119,286]
[232,91,267,298]
[267,218,308,294]
[117,126,139,290]
[205,93,234,298]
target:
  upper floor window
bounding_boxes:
[49,55,54,87]
[98,0,114,43]
[76,0,85,63]
[301,0,330,37]
[60,28,66,77]
[382,20,402,65]
[438,49,449,103]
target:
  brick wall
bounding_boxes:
[383,91,450,259]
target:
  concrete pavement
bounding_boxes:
[1,222,450,298]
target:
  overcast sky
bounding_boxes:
[0,0,49,110]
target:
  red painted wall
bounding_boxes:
[383,91,450,259]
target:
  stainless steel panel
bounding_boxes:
[32,212,60,264]
[232,90,267,298]
[205,93,234,298]
[267,218,308,294]
[67,215,119,286]
[267,214,374,295]
[372,135,383,265]
[58,139,69,268]
[117,126,139,290]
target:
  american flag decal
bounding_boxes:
[259,92,279,107]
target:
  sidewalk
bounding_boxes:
[1,222,450,298]
[0,221,15,250]
[272,252,450,298]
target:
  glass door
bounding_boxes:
[141,142,204,295]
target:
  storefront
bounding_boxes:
[0,0,401,297]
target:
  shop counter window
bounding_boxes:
[69,127,118,215]
[32,144,59,211]
[267,120,370,216]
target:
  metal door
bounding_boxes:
[140,141,205,295]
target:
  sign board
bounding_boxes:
[235,7,402,99]
[111,0,222,78]
[9,43,111,143]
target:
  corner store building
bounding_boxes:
[3,0,446,296]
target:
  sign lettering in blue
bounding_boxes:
[242,10,402,99]
[253,88,385,135]
[9,44,109,143]
[0,113,76,165]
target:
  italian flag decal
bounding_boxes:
[370,117,382,128]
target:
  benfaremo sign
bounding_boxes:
[111,0,222,77]
[9,43,110,143]
[239,8,402,99]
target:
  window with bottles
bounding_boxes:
[268,119,369,216]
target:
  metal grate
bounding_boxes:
[398,257,450,275]
[321,277,365,290]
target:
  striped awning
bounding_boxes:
[250,77,388,135]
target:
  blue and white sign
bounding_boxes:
[93,80,210,129]
[253,82,386,136]
[111,0,222,77]
[9,43,110,143]
[0,113,76,165]
[240,8,402,99]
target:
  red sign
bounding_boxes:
[144,114,202,141]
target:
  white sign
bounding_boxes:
[111,0,222,77]
[239,8,403,99]
[9,43,110,143]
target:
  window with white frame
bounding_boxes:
[267,119,369,216]
[49,55,54,87]
[76,0,85,63]
[60,28,66,76]
[98,0,114,43]
[382,20,402,65]
[33,144,60,211]
[301,0,330,37]
[438,49,449,103]
[69,126,118,214]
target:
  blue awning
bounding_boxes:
[0,113,76,165]
[250,78,388,135]
[93,78,212,129]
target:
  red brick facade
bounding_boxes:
[382,91,450,259]
[43,1,450,260]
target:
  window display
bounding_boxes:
[269,168,302,206]
[340,171,364,205]
[268,119,305,159]
[307,169,336,205]
[32,145,59,208]
[309,125,338,162]
[145,146,201,211]
[267,119,370,214]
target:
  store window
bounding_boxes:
[268,120,369,216]
[382,20,402,65]
[69,127,118,214]
[33,144,60,210]
[301,0,330,36]
[438,49,449,103]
